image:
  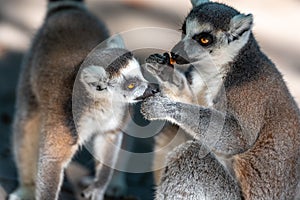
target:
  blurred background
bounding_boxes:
[0,0,299,199]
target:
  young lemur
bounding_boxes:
[142,0,300,199]
[9,0,152,200]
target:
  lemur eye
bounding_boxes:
[96,85,105,91]
[197,32,213,47]
[96,85,102,91]
[127,83,135,89]
[200,37,210,44]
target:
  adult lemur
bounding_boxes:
[142,0,300,199]
[9,0,153,200]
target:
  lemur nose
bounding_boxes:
[171,41,190,65]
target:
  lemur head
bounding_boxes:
[80,36,157,103]
[172,0,253,68]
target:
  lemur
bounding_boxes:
[9,0,153,200]
[141,0,300,199]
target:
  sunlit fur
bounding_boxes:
[144,1,300,199]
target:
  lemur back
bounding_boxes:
[10,1,108,199]
[10,1,150,200]
[142,0,300,199]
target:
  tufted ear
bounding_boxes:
[190,0,209,7]
[229,14,253,40]
[80,65,108,92]
[106,34,126,49]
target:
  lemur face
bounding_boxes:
[108,58,149,103]
[171,2,253,68]
[81,56,149,104]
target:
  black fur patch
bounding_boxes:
[106,51,133,78]
[188,3,240,31]
[181,20,187,35]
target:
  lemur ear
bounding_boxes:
[80,65,108,92]
[229,14,253,40]
[190,0,209,7]
[106,34,126,49]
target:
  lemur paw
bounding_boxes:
[145,53,175,83]
[146,53,171,65]
[141,94,177,121]
[81,185,105,200]
[9,186,35,200]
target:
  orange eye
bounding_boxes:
[128,83,135,89]
[200,37,210,44]
[197,32,213,46]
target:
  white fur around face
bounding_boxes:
[119,58,148,103]
[185,19,251,68]
[190,65,224,107]
[182,18,251,106]
[210,31,250,67]
[186,19,213,38]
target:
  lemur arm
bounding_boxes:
[82,131,123,199]
[145,53,196,104]
[141,95,264,157]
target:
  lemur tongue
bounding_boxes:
[135,83,160,100]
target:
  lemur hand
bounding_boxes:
[145,53,182,87]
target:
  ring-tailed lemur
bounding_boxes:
[75,45,152,200]
[9,1,154,200]
[142,0,300,199]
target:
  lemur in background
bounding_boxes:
[9,0,153,199]
[142,0,300,199]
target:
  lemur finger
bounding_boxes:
[146,53,167,65]
[145,62,160,71]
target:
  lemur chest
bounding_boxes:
[77,104,126,144]
[190,69,224,107]
[93,104,126,131]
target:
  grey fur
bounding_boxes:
[142,1,300,199]
[9,1,148,200]
[74,49,147,200]
[156,141,241,200]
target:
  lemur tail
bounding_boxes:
[47,0,85,17]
